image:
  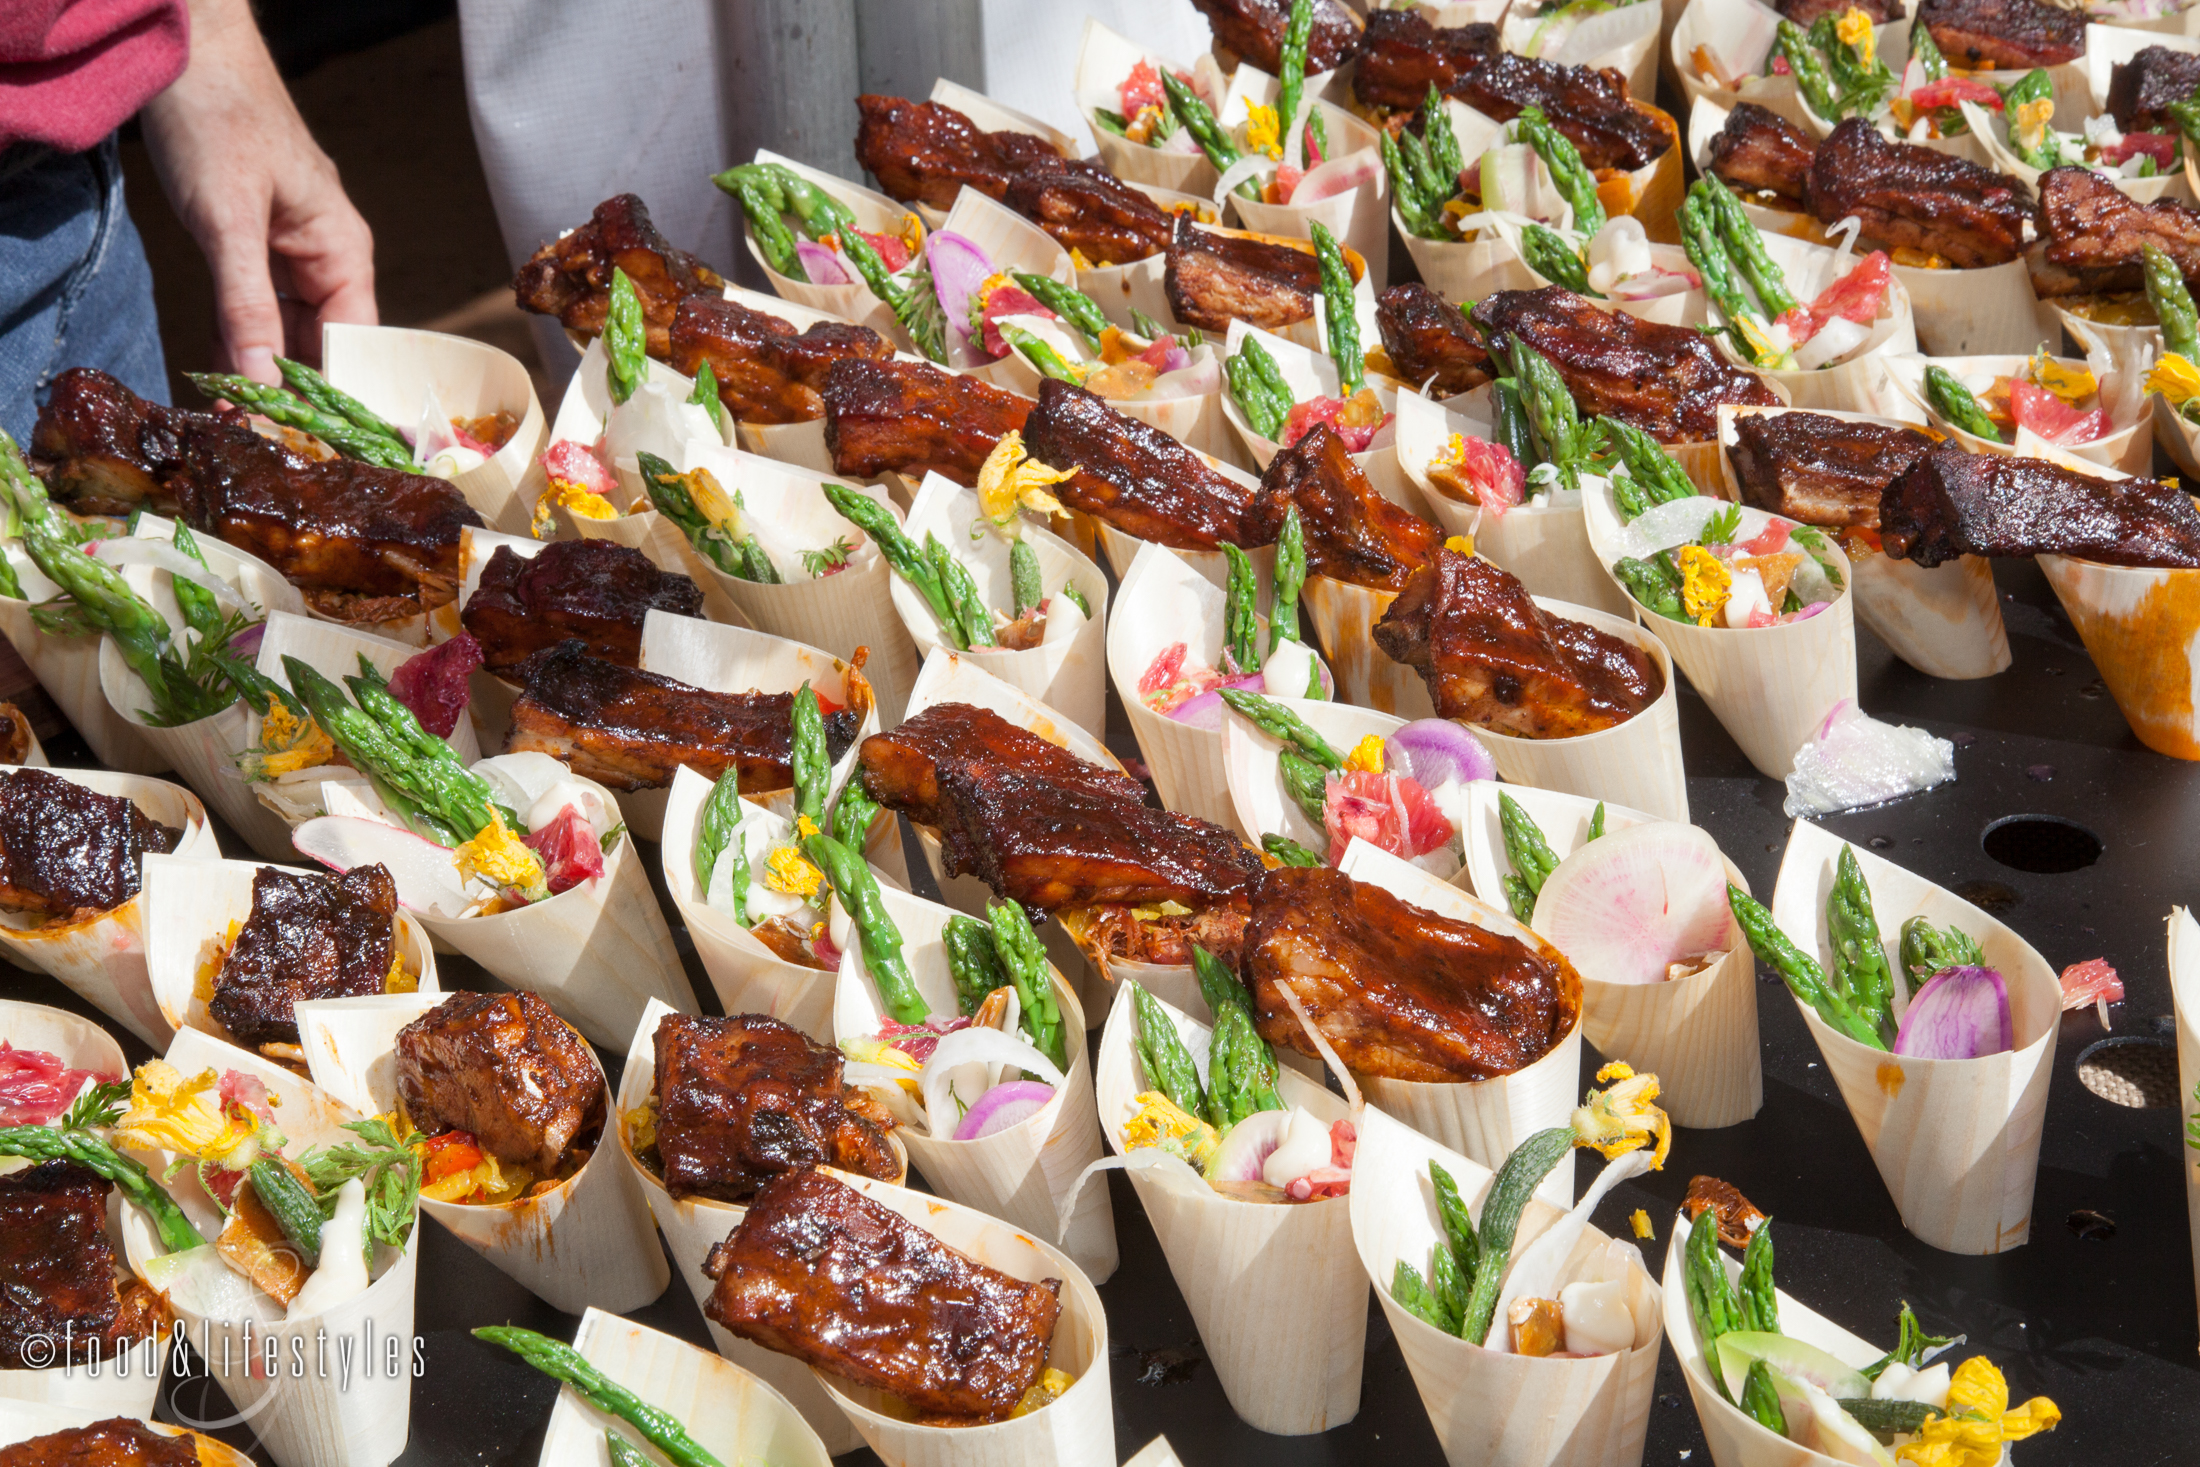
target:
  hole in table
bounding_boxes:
[1981,815,2102,874]
[2075,1037,2179,1108]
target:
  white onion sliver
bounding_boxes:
[92,539,248,611]
[1488,1148,1653,1353]
[918,1026,1062,1139]
[1213,154,1275,207]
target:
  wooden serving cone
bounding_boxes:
[1072,19,1225,195]
[1769,819,2059,1253]
[0,542,165,774]
[1350,1106,1664,1467]
[1090,980,1367,1434]
[0,770,214,1047]
[1217,322,1421,516]
[743,150,923,345]
[1212,69,1391,281]
[2167,906,2200,1329]
[295,993,667,1315]
[1221,693,1416,869]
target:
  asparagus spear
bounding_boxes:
[1159,69,1264,202]
[1603,419,1699,514]
[1226,337,1294,441]
[822,481,953,626]
[944,914,1009,1015]
[1613,556,1686,622]
[473,1328,727,1467]
[187,371,415,470]
[1504,338,1603,492]
[1678,188,1771,366]
[1827,846,1895,1038]
[1278,0,1314,158]
[986,897,1066,1069]
[1383,129,1451,241]
[1217,688,1344,767]
[0,1125,208,1253]
[1277,748,1331,828]
[1193,942,1255,1015]
[1738,1222,1779,1334]
[1516,105,1604,237]
[790,683,830,831]
[1910,22,1947,82]
[1310,222,1363,394]
[1775,20,1840,120]
[1010,273,1112,350]
[604,267,648,405]
[695,770,751,926]
[634,451,754,581]
[806,830,927,1023]
[1222,542,1263,674]
[1000,323,1084,384]
[688,361,728,437]
[1498,792,1561,922]
[1270,505,1306,649]
[1729,884,1887,1048]
[1134,983,1207,1117]
[1205,1001,1283,1130]
[1262,832,1324,867]
[926,532,996,649]
[1423,84,1464,187]
[1923,365,2004,443]
[1684,1208,1744,1398]
[2145,243,2200,362]
[1010,538,1044,617]
[276,357,408,448]
[1702,173,1799,320]
[1521,224,1600,298]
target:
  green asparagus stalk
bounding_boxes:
[1430,1161,1481,1281]
[2145,243,2200,362]
[1491,379,1538,472]
[634,451,753,581]
[1775,20,1840,120]
[473,1328,726,1467]
[1310,222,1363,394]
[823,481,953,625]
[1423,84,1464,188]
[1193,942,1255,1016]
[0,1125,207,1254]
[944,914,1010,1015]
[1226,336,1293,441]
[1384,129,1450,241]
[688,361,728,437]
[927,532,996,650]
[186,372,415,470]
[1134,983,1208,1116]
[829,779,881,853]
[1604,418,1699,514]
[1504,338,1604,492]
[1159,69,1264,202]
[281,657,464,847]
[1729,884,1887,1049]
[277,356,408,447]
[1270,505,1306,650]
[1923,364,2004,443]
[1222,542,1263,674]
[1898,915,1985,990]
[1278,0,1314,159]
[1392,1261,1450,1330]
[806,830,927,1023]
[604,268,648,405]
[1058,581,1093,617]
[1516,105,1604,237]
[1498,792,1560,922]
[1001,323,1084,384]
[1826,845,1894,1039]
[1262,832,1324,867]
[346,660,519,833]
[1742,1360,1790,1435]
[1011,273,1111,349]
[695,770,751,926]
[790,683,830,831]
[1205,1001,1283,1130]
[1678,188,1771,366]
[1009,538,1043,617]
[1738,1222,1779,1334]
[1458,1127,1576,1345]
[1613,556,1685,622]
[1218,687,1344,768]
[1521,224,1600,298]
[1277,748,1331,829]
[986,897,1066,1070]
[1684,1208,1743,1398]
[1588,802,1607,841]
[719,166,804,278]
[1911,22,1947,82]
[1702,173,1799,320]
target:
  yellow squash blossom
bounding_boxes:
[114,1060,267,1171]
[1895,1357,2059,1467]
[1677,545,1732,627]
[1735,315,1793,370]
[1444,533,1476,555]
[1122,1090,1220,1167]
[1345,735,1386,774]
[2029,348,2095,404]
[1835,7,1875,66]
[976,430,1075,529]
[1243,102,1283,160]
[2147,351,2200,414]
[1571,1061,1672,1169]
[2011,98,2054,156]
[532,474,618,536]
[246,698,336,779]
[385,948,418,994]
[764,843,825,900]
[455,811,546,895]
[681,463,743,533]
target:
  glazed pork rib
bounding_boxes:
[513,193,725,352]
[704,1168,1062,1422]
[462,538,704,673]
[1021,379,1268,550]
[1255,424,1440,592]
[668,293,892,425]
[1243,865,1578,1082]
[1352,10,1499,112]
[0,1162,168,1370]
[823,358,1030,486]
[507,640,863,793]
[1189,0,1361,73]
[853,94,1063,210]
[207,865,399,1050]
[396,991,605,1175]
[1376,283,1493,396]
[1919,0,2083,70]
[1727,411,1935,528]
[1707,102,1817,210]
[1453,52,1672,173]
[1471,287,1781,443]
[2106,46,2200,133]
[1809,118,2032,269]
[2028,165,2200,298]
[0,1419,197,1467]
[1375,548,1664,738]
[0,767,182,923]
[1881,446,2200,568]
[1005,154,1174,266]
[1165,215,1325,334]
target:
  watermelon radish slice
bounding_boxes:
[293,815,471,918]
[1530,822,1733,985]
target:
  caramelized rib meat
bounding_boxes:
[207,865,398,1050]
[1727,411,1934,529]
[1244,866,1577,1081]
[1004,154,1173,266]
[1920,0,2082,70]
[2028,165,2200,298]
[1353,10,1499,111]
[1376,283,1492,395]
[652,1014,898,1202]
[1881,446,2200,568]
[1809,118,2031,269]
[512,194,725,352]
[859,702,1261,912]
[1472,287,1780,442]
[852,95,1062,210]
[703,1168,1061,1421]
[463,539,704,673]
[1707,102,1817,209]
[1374,548,1663,737]
[0,1419,197,1467]
[0,705,33,767]
[507,641,862,792]
[1454,52,1672,173]
[1165,215,1323,334]
[2106,45,2200,133]
[0,1162,169,1369]
[1022,379,1265,549]
[668,294,891,425]
[823,358,1030,486]
[1189,0,1361,73]
[395,991,605,1174]
[1251,424,1439,591]
[0,768,181,922]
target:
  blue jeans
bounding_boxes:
[0,134,168,448]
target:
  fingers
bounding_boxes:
[268,160,379,343]
[198,195,287,385]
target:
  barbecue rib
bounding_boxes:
[1471,287,1781,442]
[2106,45,2200,133]
[1374,547,1664,737]
[1919,0,2083,70]
[859,702,1262,914]
[1252,424,1439,592]
[396,991,605,1175]
[1243,865,1579,1082]
[507,641,863,793]
[0,1419,197,1467]
[513,194,726,353]
[668,294,892,425]
[1377,283,1493,395]
[1809,118,2031,269]
[1165,215,1325,334]
[1881,446,2200,568]
[207,864,399,1050]
[1189,0,1361,73]
[1353,10,1499,112]
[2028,165,2200,298]
[1707,102,1817,210]
[1454,52,1672,173]
[704,1168,1062,1421]
[822,358,1030,486]
[463,539,704,674]
[1021,379,1266,550]
[651,1013,898,1202]
[0,1162,168,1370]
[0,768,181,923]
[1727,411,1935,529]
[1004,153,1174,266]
[34,369,482,620]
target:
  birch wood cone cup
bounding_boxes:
[1702,238,1918,413]
[612,997,893,1456]
[743,150,926,347]
[530,1307,833,1467]
[1882,352,2153,477]
[1447,97,1684,246]
[1212,66,1390,281]
[1219,322,1420,515]
[293,991,668,1315]
[1087,979,1367,1434]
[1769,819,2060,1253]
[1220,694,1438,874]
[117,1029,420,1467]
[2038,550,2200,759]
[1501,2,1661,117]
[828,881,1117,1280]
[0,542,165,774]
[1714,404,2010,679]
[1350,1106,1664,1467]
[2168,906,2200,1330]
[1072,19,1228,195]
[0,770,213,1047]
[1337,840,1584,1206]
[1672,10,1811,132]
[0,1409,250,1465]
[1303,573,1435,717]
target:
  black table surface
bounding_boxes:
[9,553,2198,1466]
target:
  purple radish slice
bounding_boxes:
[1892,964,2012,1059]
[926,230,996,358]
[1166,673,1267,729]
[792,240,850,286]
[1387,718,1496,787]
[1204,1108,1293,1182]
[293,815,471,919]
[953,1080,1056,1140]
[1531,821,1733,985]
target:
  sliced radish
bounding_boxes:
[1205,1108,1292,1182]
[293,815,470,918]
[1531,821,1733,985]
[953,1080,1056,1140]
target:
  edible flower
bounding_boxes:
[2011,98,2054,157]
[1677,545,1732,627]
[114,1060,269,1172]
[681,463,742,532]
[2029,348,2096,404]
[976,430,1074,531]
[455,812,549,901]
[1244,102,1283,160]
[1445,533,1475,554]
[1122,1090,1220,1167]
[385,948,417,995]
[764,843,825,900]
[1428,432,1526,517]
[532,439,620,536]
[1835,7,1875,65]
[2147,351,2200,415]
[246,698,336,779]
[1734,315,1795,370]
[1894,1357,2059,1467]
[1570,1061,1671,1169]
[1345,735,1386,774]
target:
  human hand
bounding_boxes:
[141,0,377,384]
